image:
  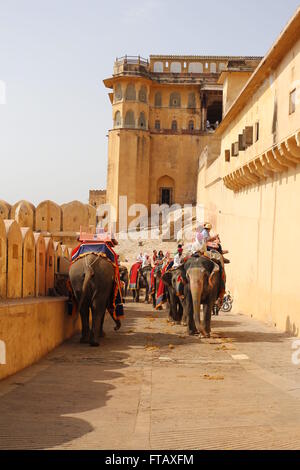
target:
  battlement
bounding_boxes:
[111,54,262,80]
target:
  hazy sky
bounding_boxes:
[0,0,299,206]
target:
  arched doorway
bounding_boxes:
[157,175,175,206]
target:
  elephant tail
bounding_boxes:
[77,264,94,314]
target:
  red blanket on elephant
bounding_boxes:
[129,262,142,289]
[150,267,155,295]
[155,261,174,310]
[69,241,124,321]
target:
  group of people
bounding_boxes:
[206,119,219,131]
[134,222,229,271]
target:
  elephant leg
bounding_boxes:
[176,299,183,324]
[90,298,106,347]
[185,290,197,335]
[181,296,188,326]
[203,303,213,337]
[79,301,90,343]
[168,290,177,323]
[136,288,140,303]
[99,312,105,338]
[145,286,149,303]
[132,289,136,301]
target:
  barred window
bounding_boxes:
[155,92,162,107]
[125,84,136,101]
[169,92,181,108]
[171,120,177,131]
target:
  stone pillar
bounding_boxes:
[201,92,207,131]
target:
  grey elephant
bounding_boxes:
[161,267,188,325]
[151,262,163,309]
[119,265,129,299]
[132,265,152,303]
[178,255,222,337]
[69,254,121,347]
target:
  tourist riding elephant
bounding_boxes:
[69,254,121,347]
[161,267,187,325]
[179,255,221,337]
[132,265,152,303]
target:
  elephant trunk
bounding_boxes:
[188,267,207,337]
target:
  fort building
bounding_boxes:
[103,54,261,225]
[89,189,106,208]
[197,8,300,334]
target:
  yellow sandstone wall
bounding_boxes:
[0,298,81,381]
[0,218,7,299]
[21,228,36,298]
[0,200,11,220]
[11,200,35,229]
[197,18,300,335]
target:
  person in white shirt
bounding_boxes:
[173,245,184,268]
[142,253,151,268]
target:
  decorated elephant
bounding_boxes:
[132,265,152,303]
[161,267,187,324]
[150,262,163,309]
[119,265,129,299]
[180,255,222,337]
[69,254,122,347]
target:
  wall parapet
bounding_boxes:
[0,297,80,381]
[223,130,300,191]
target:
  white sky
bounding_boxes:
[0,0,299,206]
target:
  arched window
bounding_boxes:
[188,120,194,131]
[154,61,163,73]
[169,92,181,108]
[155,120,160,130]
[125,84,136,101]
[124,110,135,128]
[155,92,162,107]
[170,62,181,73]
[114,84,122,102]
[188,93,196,108]
[138,112,147,129]
[114,111,121,128]
[188,62,203,73]
[171,120,177,131]
[210,63,217,73]
[139,86,147,103]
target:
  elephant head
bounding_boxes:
[184,256,220,337]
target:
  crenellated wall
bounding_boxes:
[0,219,71,300]
[0,199,97,249]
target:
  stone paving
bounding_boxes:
[0,301,300,450]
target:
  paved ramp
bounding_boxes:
[0,302,300,449]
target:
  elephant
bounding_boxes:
[161,267,188,325]
[132,265,152,303]
[69,254,121,347]
[119,265,129,300]
[151,262,163,309]
[179,255,222,337]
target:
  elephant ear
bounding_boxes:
[208,262,219,288]
[162,270,173,286]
